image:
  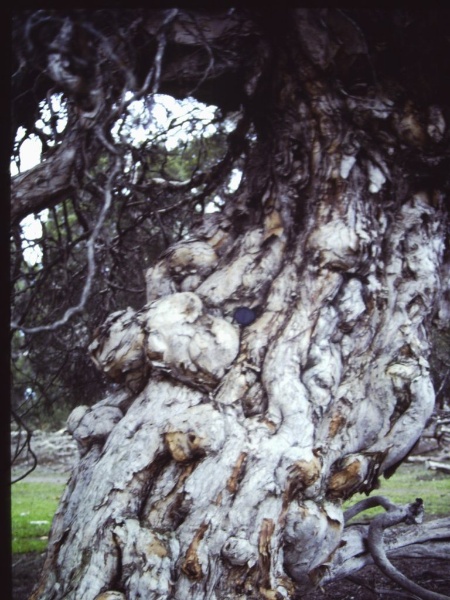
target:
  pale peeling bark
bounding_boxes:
[32,14,448,600]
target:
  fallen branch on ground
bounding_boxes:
[318,496,450,599]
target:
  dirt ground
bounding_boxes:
[13,551,450,599]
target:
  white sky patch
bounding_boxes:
[13,93,226,266]
[36,93,68,135]
[205,196,224,213]
[114,93,219,150]
[11,94,67,177]
[20,211,48,265]
[10,130,42,177]
[11,129,47,265]
[228,168,243,193]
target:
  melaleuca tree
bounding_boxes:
[11,8,450,599]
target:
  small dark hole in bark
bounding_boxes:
[234,306,257,326]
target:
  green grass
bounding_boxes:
[344,462,450,522]
[11,481,66,554]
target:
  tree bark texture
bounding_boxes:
[30,11,448,600]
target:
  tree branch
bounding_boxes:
[339,497,450,599]
[11,156,122,334]
[367,499,450,600]
[11,134,78,226]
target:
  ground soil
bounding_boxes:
[12,552,450,599]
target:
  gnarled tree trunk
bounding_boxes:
[28,10,448,600]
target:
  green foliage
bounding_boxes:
[146,132,228,183]
[11,481,66,553]
[344,462,450,522]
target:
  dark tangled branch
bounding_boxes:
[11,156,122,334]
[11,410,38,483]
[343,496,450,600]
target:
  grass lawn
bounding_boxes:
[344,462,450,521]
[11,463,449,554]
[11,481,66,554]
